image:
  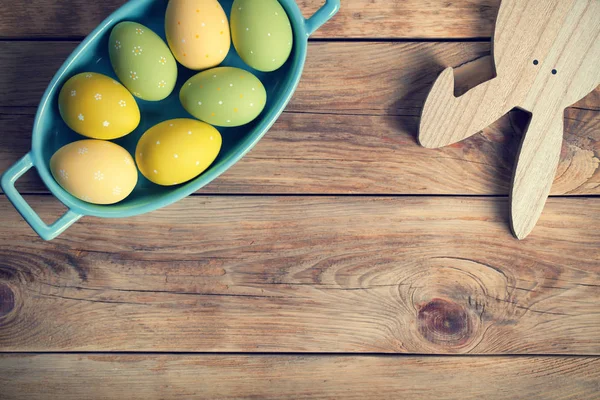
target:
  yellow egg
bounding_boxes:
[165,0,231,70]
[135,119,222,186]
[50,140,138,204]
[58,73,140,140]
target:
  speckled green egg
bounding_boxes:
[109,22,177,101]
[180,67,267,127]
[230,0,293,72]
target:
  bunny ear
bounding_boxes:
[510,112,564,239]
[419,68,457,148]
[419,68,510,149]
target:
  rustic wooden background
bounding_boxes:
[0,0,599,398]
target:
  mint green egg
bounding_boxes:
[109,22,177,101]
[180,67,267,127]
[231,0,293,72]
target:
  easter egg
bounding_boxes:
[50,140,138,204]
[135,119,222,186]
[109,22,177,101]
[58,73,140,140]
[180,67,266,127]
[230,0,293,72]
[165,0,230,70]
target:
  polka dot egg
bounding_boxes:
[230,0,293,72]
[180,67,267,127]
[165,0,230,71]
[58,73,140,140]
[109,22,177,101]
[136,119,222,186]
[50,140,138,204]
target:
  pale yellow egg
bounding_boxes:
[136,119,222,186]
[50,140,138,204]
[165,0,231,70]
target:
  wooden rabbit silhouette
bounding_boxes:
[419,0,600,239]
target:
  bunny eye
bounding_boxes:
[533,59,539,65]
[552,69,558,75]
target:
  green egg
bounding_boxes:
[230,0,293,72]
[180,67,267,127]
[109,22,177,101]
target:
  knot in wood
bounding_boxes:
[0,282,15,319]
[417,298,473,347]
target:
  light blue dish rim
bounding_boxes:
[1,0,340,240]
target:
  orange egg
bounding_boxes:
[165,0,231,70]
[50,140,138,204]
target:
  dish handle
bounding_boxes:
[304,0,340,37]
[1,152,83,241]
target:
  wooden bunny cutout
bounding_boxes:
[419,0,600,239]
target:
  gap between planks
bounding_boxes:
[1,351,600,357]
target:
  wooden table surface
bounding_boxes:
[0,1,599,399]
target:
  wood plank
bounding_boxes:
[2,107,599,195]
[0,41,494,111]
[0,195,598,353]
[1,355,599,400]
[1,41,599,195]
[3,40,597,114]
[0,0,502,39]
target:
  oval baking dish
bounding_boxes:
[1,0,340,240]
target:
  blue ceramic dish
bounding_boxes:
[1,0,340,240]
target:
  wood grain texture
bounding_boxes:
[0,0,502,39]
[419,0,600,239]
[1,42,599,195]
[1,354,599,400]
[3,41,597,114]
[1,195,599,353]
[0,41,493,111]
[2,107,599,195]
